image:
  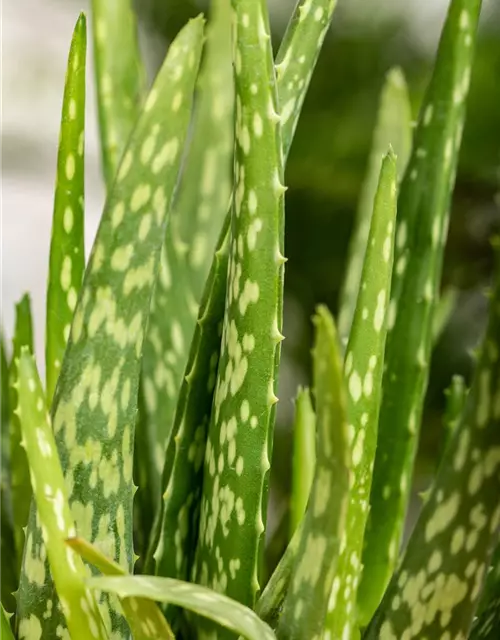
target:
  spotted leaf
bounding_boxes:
[442,374,467,457]
[359,0,483,622]
[139,0,233,528]
[290,387,316,537]
[46,12,86,403]
[148,217,230,624]
[66,537,174,640]
[86,575,277,640]
[277,306,350,640]
[91,0,146,188]
[338,68,412,346]
[9,294,34,575]
[16,348,107,640]
[469,544,500,639]
[192,0,286,620]
[364,244,500,639]
[275,0,340,161]
[17,16,205,638]
[325,149,398,637]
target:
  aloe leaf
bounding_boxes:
[277,306,350,639]
[338,68,412,346]
[1,605,14,640]
[148,218,230,613]
[9,294,34,574]
[290,387,316,537]
[0,487,18,612]
[364,245,500,639]
[433,286,459,344]
[16,348,107,640]
[173,0,234,298]
[139,0,233,523]
[17,17,205,638]
[46,13,86,404]
[91,0,146,187]
[192,0,285,617]
[358,0,483,622]
[67,537,174,640]
[275,0,339,161]
[87,575,277,640]
[470,544,500,639]
[324,150,398,636]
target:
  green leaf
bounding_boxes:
[9,294,34,575]
[290,387,316,537]
[46,12,86,404]
[1,605,14,640]
[86,575,277,640]
[325,150,398,637]
[442,374,467,455]
[67,537,174,640]
[277,306,350,640]
[91,0,146,187]
[359,0,483,623]
[173,0,234,299]
[139,0,233,529]
[469,544,500,639]
[275,0,340,161]
[148,217,230,623]
[338,67,412,346]
[17,16,205,638]
[192,0,285,618]
[363,244,500,639]
[16,348,107,640]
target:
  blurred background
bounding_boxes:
[3,0,500,558]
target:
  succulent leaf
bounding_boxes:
[469,544,500,639]
[46,12,86,404]
[67,537,174,640]
[16,348,107,640]
[359,0,483,622]
[17,16,205,637]
[275,0,340,161]
[364,245,500,639]
[192,0,285,619]
[87,575,277,640]
[325,149,398,637]
[1,605,14,640]
[91,0,146,188]
[338,68,412,345]
[277,306,350,640]
[290,387,316,537]
[9,294,34,575]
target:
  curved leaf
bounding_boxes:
[16,348,107,640]
[87,575,277,640]
[67,537,174,640]
[46,12,86,403]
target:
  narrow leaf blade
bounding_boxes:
[87,575,277,640]
[338,68,412,345]
[91,0,146,187]
[46,12,86,403]
[277,306,350,639]
[290,387,316,537]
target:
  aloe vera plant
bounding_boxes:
[2,0,498,639]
